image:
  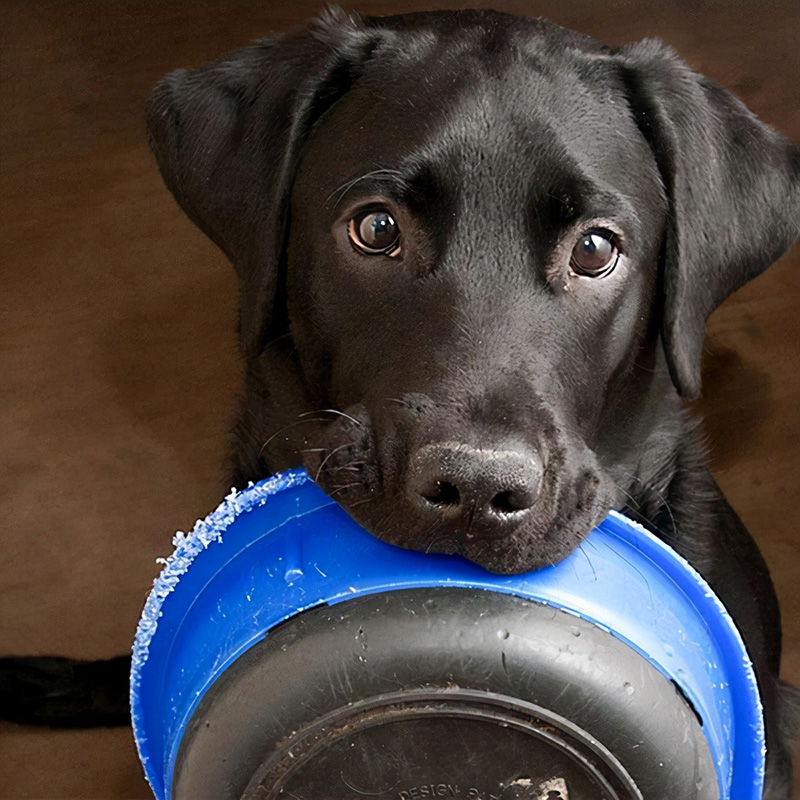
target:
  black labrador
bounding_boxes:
[2,8,798,797]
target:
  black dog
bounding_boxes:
[2,8,798,797]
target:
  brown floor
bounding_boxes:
[1,1,798,797]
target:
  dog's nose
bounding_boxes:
[407,443,542,538]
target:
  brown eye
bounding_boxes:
[348,210,401,256]
[570,229,619,276]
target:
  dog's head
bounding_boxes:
[147,9,799,573]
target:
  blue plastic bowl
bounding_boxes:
[130,468,764,799]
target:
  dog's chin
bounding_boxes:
[455,534,587,575]
[456,502,611,574]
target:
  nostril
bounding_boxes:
[421,480,460,507]
[491,488,536,515]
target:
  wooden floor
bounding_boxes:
[1,1,797,797]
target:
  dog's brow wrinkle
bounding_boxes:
[326,169,409,208]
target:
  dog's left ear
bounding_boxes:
[146,10,385,358]
[615,41,800,399]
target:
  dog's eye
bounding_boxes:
[348,210,401,256]
[570,230,619,277]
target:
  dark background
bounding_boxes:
[1,1,798,796]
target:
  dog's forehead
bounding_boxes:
[299,26,656,213]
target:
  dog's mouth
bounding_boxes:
[301,402,614,575]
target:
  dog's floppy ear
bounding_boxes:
[615,41,800,399]
[146,10,383,357]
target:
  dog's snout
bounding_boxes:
[408,443,542,537]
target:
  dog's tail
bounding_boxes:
[0,655,130,726]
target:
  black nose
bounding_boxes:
[407,443,542,538]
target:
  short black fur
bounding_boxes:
[2,9,798,797]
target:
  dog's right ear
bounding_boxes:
[146,10,384,357]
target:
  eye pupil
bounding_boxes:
[571,230,618,276]
[353,210,400,254]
